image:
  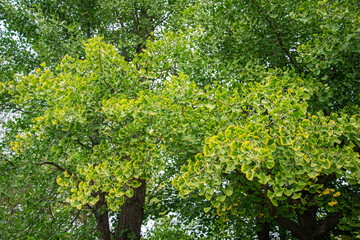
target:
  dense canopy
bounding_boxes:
[1,0,359,239]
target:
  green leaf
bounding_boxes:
[205,103,216,110]
[271,198,278,206]
[205,193,212,201]
[308,171,319,178]
[131,180,142,188]
[125,188,134,198]
[265,159,275,169]
[267,190,275,199]
[217,195,226,202]
[268,143,276,152]
[211,200,221,208]
[284,150,293,158]
[258,172,268,184]
[274,188,284,197]
[224,188,233,197]
[245,170,254,181]
[321,159,331,169]
[295,151,304,157]
[204,207,211,213]
[292,192,301,199]
[284,188,293,197]
[260,148,269,155]
[199,183,205,196]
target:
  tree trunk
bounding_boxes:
[94,191,111,240]
[296,207,318,240]
[115,179,146,240]
[256,220,271,240]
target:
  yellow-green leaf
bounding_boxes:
[204,207,211,213]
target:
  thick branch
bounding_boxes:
[275,215,311,240]
[266,191,312,240]
[315,211,343,238]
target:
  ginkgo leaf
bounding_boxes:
[322,188,331,195]
[211,200,221,208]
[333,192,341,197]
[125,188,134,198]
[268,143,276,152]
[217,195,226,202]
[224,188,233,197]
[204,207,211,213]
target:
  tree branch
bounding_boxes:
[75,139,92,149]
[315,210,343,238]
[275,215,310,240]
[266,188,311,240]
[4,158,15,167]
[36,161,72,175]
[147,178,166,205]
[249,0,299,70]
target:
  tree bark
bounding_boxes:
[115,179,146,240]
[94,191,111,240]
[256,220,271,240]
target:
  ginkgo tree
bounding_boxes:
[155,0,360,237]
[6,37,171,240]
[167,69,360,240]
[1,0,189,239]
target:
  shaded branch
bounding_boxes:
[36,161,72,175]
[65,209,82,233]
[317,172,337,187]
[265,187,311,240]
[2,158,18,172]
[4,158,15,167]
[1,103,31,114]
[275,215,310,240]
[315,210,343,238]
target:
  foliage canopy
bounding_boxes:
[1,0,360,239]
